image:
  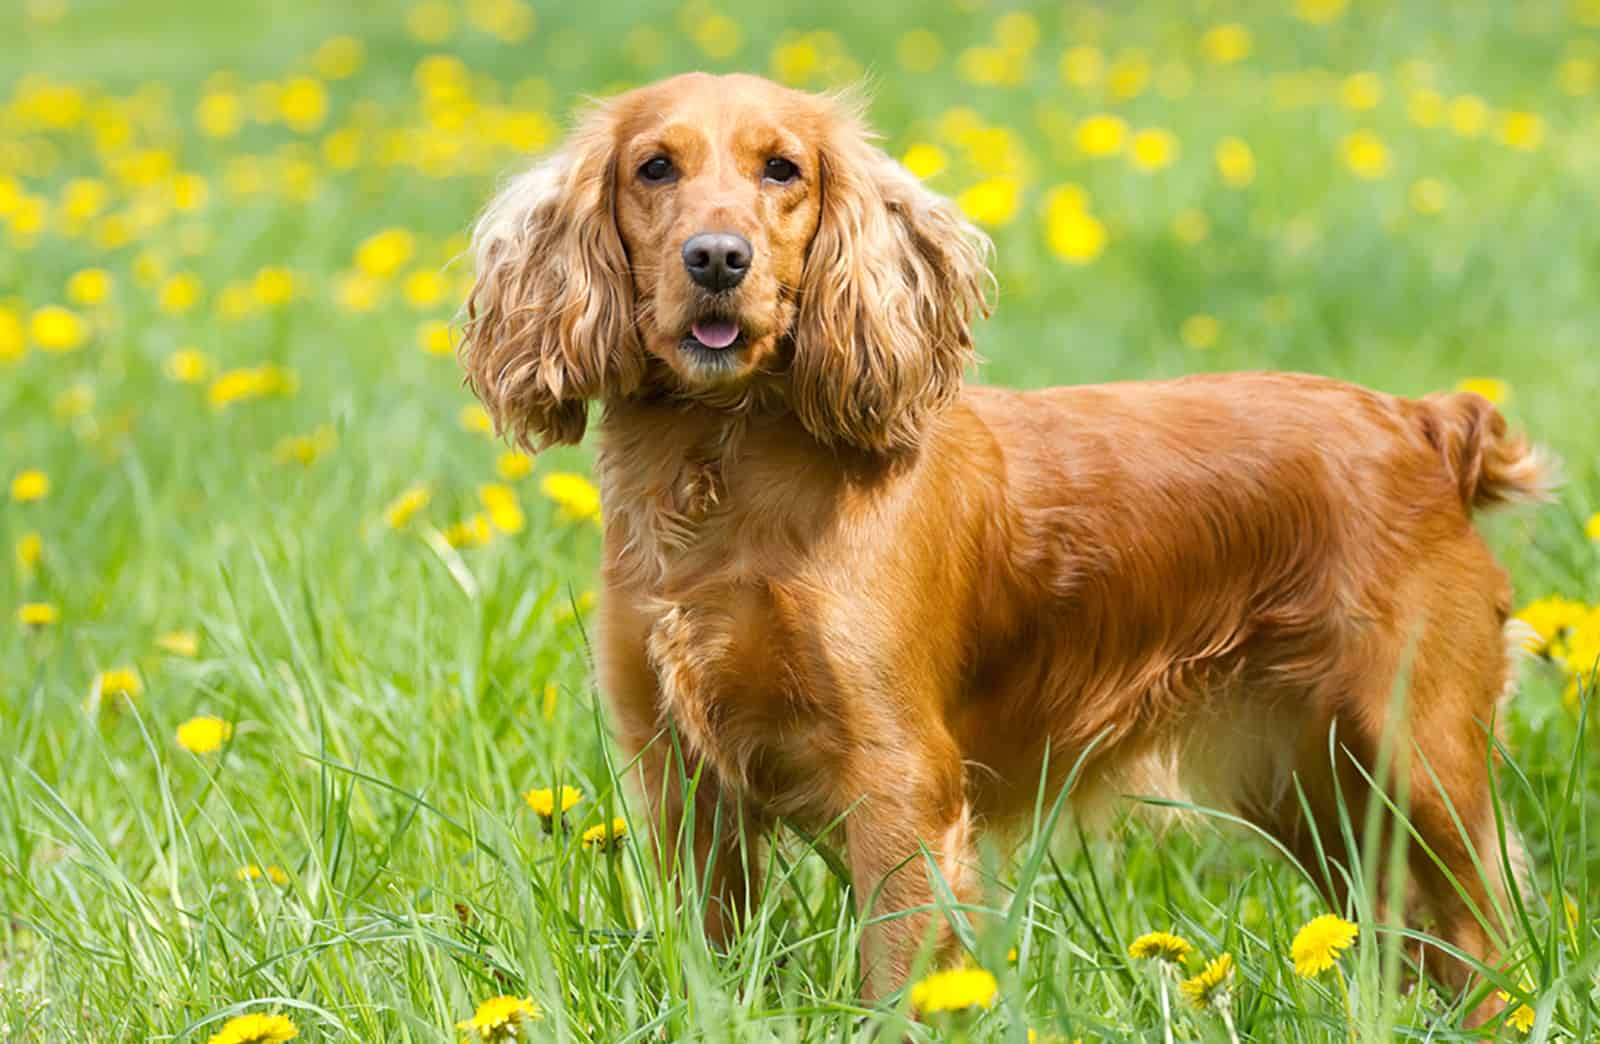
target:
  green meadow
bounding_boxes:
[2,0,1598,1040]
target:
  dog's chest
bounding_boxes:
[642,581,848,820]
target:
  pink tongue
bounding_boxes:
[691,319,740,349]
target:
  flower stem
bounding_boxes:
[1218,998,1241,1044]
[1158,974,1174,1044]
[1334,963,1356,1044]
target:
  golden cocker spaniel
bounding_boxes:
[460,73,1545,1014]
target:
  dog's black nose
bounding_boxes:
[682,232,751,291]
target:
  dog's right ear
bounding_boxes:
[460,107,643,450]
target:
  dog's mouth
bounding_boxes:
[683,317,746,354]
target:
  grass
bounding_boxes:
[3,0,1599,1040]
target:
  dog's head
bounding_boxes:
[461,73,992,453]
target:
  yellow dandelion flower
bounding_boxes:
[459,403,494,435]
[1290,913,1358,977]
[1076,114,1127,157]
[1455,376,1508,405]
[16,531,43,573]
[1498,111,1544,151]
[206,1012,298,1044]
[30,305,87,352]
[995,11,1038,52]
[479,483,526,535]
[1341,130,1390,179]
[12,469,50,502]
[541,682,559,721]
[1559,56,1596,96]
[957,177,1021,227]
[693,14,742,59]
[1216,137,1255,188]
[177,716,232,754]
[166,348,212,383]
[1129,128,1178,172]
[158,272,203,315]
[355,227,416,279]
[94,666,144,701]
[496,451,533,481]
[901,143,947,180]
[444,514,494,549]
[540,472,602,523]
[336,272,384,312]
[1181,314,1221,350]
[196,92,243,139]
[1449,95,1489,137]
[312,35,365,80]
[66,268,113,306]
[1059,44,1103,88]
[1517,596,1588,654]
[523,785,583,819]
[217,283,256,320]
[1296,0,1348,24]
[171,172,209,212]
[1586,513,1600,542]
[418,319,454,356]
[252,267,295,306]
[384,484,431,528]
[235,864,290,886]
[1180,953,1234,1008]
[60,177,108,222]
[581,817,629,850]
[554,591,596,624]
[1409,88,1445,127]
[1107,50,1151,101]
[1044,185,1107,264]
[208,365,297,409]
[1201,24,1251,66]
[158,630,201,657]
[1128,931,1193,964]
[457,995,542,1040]
[17,602,59,628]
[909,967,998,1014]
[274,426,338,466]
[0,308,23,362]
[407,0,454,43]
[1497,986,1537,1034]
[1340,72,1383,111]
[402,269,448,309]
[278,76,328,133]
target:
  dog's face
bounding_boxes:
[461,73,992,453]
[611,76,823,392]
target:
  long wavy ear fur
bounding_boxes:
[460,108,643,450]
[791,98,993,454]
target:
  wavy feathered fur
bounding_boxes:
[455,74,1548,1023]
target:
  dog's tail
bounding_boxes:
[1423,391,1554,513]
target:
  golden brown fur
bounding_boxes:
[460,73,1547,1016]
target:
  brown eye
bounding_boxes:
[763,157,800,184]
[639,156,675,183]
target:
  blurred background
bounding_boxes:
[4,1,1600,1039]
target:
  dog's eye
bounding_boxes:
[763,157,800,184]
[638,156,676,184]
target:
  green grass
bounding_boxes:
[3,0,1599,1040]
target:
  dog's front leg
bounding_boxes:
[844,760,976,1002]
[611,708,767,949]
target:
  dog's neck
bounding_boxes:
[594,395,906,591]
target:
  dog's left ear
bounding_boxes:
[791,104,993,454]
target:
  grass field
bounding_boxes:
[4,0,1600,1040]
